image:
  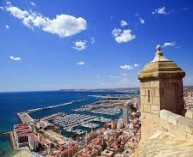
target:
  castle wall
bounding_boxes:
[160,79,184,114]
[140,79,185,140]
[140,109,193,142]
[140,80,161,140]
[131,110,193,157]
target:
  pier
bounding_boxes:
[41,112,64,121]
[0,131,12,136]
[17,112,34,123]
[26,99,86,114]
[16,99,86,124]
[9,132,16,150]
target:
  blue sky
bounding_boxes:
[0,0,193,91]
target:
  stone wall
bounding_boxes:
[140,79,184,115]
[140,80,160,115]
[159,110,193,140]
[159,79,184,114]
[133,109,193,157]
[141,109,193,141]
[140,78,185,141]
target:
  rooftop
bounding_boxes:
[138,45,185,80]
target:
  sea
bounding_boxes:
[0,90,138,157]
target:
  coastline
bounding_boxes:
[0,91,138,156]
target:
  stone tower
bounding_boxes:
[138,45,185,140]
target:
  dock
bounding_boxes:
[25,99,86,114]
[50,113,111,136]
[9,132,17,150]
[0,131,12,136]
[41,112,64,121]
[17,112,34,123]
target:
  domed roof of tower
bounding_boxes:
[138,45,185,80]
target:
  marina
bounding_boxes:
[15,99,120,137]
[81,122,99,129]
[52,114,110,128]
[49,113,112,136]
[0,91,135,156]
[67,129,85,135]
[90,107,121,115]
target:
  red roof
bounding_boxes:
[28,133,38,141]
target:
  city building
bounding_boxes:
[117,119,124,129]
[59,143,78,157]
[14,123,31,147]
[101,149,114,157]
[123,102,131,125]
[28,133,39,151]
[13,123,39,150]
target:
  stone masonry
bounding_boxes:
[138,45,185,141]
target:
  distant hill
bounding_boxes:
[59,87,139,93]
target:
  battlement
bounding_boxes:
[131,109,193,157]
[160,110,193,139]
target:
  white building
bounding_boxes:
[28,133,39,151]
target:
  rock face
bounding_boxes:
[138,45,185,141]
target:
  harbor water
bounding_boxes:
[0,91,138,157]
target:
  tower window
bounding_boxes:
[148,90,151,102]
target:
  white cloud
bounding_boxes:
[120,64,134,70]
[30,2,36,7]
[157,7,166,14]
[120,63,139,70]
[162,42,175,47]
[0,6,4,10]
[5,3,87,38]
[120,20,128,27]
[9,55,21,61]
[5,25,10,29]
[90,37,95,44]
[139,17,145,24]
[134,63,139,67]
[112,28,136,43]
[76,61,85,65]
[152,7,168,15]
[73,40,87,51]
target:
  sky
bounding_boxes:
[0,0,193,92]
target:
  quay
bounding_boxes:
[8,132,16,150]
[17,112,34,123]
[26,99,85,114]
[41,112,64,121]
[0,130,12,136]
